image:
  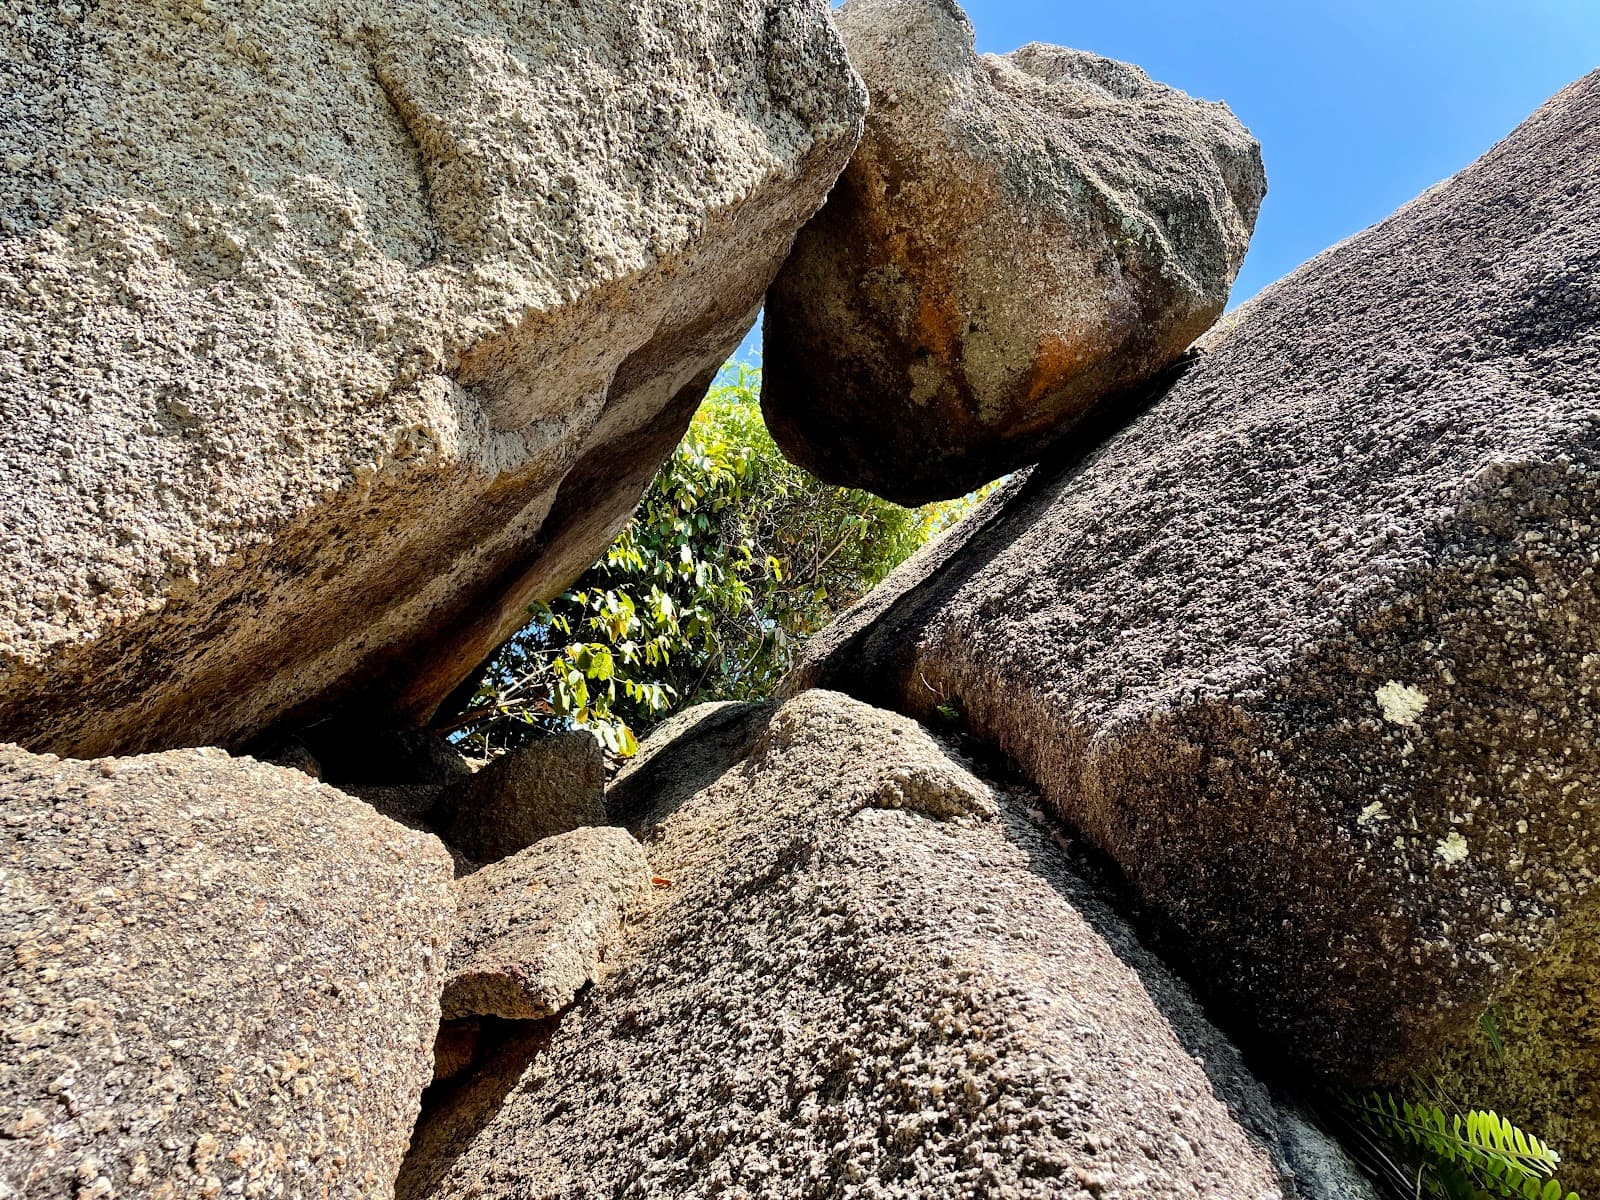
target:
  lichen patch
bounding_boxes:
[1435,831,1470,866]
[1375,680,1430,728]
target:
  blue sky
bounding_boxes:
[736,0,1599,361]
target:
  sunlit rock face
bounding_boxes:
[0,0,865,756]
[0,743,454,1198]
[791,69,1600,1187]
[399,690,1302,1200]
[761,0,1264,505]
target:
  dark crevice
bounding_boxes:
[397,1016,558,1200]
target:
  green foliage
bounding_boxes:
[1480,1008,1506,1060]
[1346,1093,1580,1200]
[448,363,992,756]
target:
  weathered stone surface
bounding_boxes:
[401,690,1357,1200]
[0,744,454,1198]
[605,700,773,828]
[0,0,866,758]
[761,0,1264,504]
[345,781,490,879]
[792,71,1600,1180]
[1278,1115,1383,1200]
[398,1024,555,1200]
[443,826,650,1021]
[437,731,606,863]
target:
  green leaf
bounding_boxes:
[1481,1007,1506,1059]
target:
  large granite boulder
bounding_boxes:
[0,744,454,1198]
[400,690,1373,1200]
[442,826,650,1021]
[792,71,1600,1182]
[0,0,866,759]
[761,0,1264,504]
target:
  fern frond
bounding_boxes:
[1344,1093,1580,1200]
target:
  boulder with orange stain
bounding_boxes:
[762,0,1266,504]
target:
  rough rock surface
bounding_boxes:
[398,1023,556,1200]
[400,690,1351,1200]
[437,731,606,863]
[0,0,866,758]
[792,71,1600,1179]
[1278,1116,1383,1200]
[0,744,454,1198]
[605,700,773,828]
[761,0,1264,504]
[443,826,650,1021]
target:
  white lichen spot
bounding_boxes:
[1436,831,1470,866]
[1358,801,1390,828]
[1376,680,1429,728]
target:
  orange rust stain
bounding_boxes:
[1020,333,1094,407]
[914,285,965,363]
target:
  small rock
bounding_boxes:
[442,826,650,1021]
[437,732,607,863]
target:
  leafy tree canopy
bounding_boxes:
[446,364,989,757]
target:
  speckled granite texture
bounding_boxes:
[791,69,1600,1186]
[0,0,865,756]
[399,691,1368,1200]
[442,826,649,1021]
[763,0,1263,503]
[0,745,454,1198]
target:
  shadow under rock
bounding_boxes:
[396,1017,557,1200]
[799,352,1199,708]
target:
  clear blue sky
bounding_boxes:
[735,0,1599,361]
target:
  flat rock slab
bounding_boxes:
[0,0,865,757]
[762,0,1264,504]
[437,731,606,864]
[0,745,454,1198]
[443,826,650,1021]
[402,691,1348,1200]
[793,70,1600,1184]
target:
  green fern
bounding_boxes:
[1345,1093,1580,1200]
